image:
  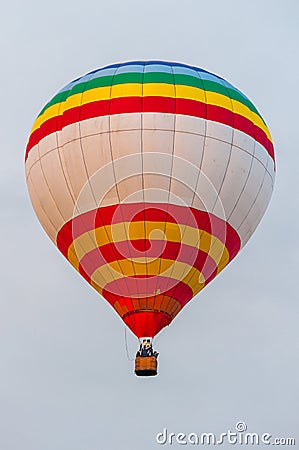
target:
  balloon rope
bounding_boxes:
[124,327,135,361]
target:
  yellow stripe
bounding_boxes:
[181,236,232,295]
[30,83,272,142]
[64,220,231,298]
[67,221,229,270]
[143,83,176,98]
[90,258,205,296]
[205,91,271,140]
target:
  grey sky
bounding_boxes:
[1,0,298,449]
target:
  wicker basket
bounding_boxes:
[135,356,158,377]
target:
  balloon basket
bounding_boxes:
[135,356,158,377]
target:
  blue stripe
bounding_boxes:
[58,61,248,103]
[114,64,145,74]
[172,66,198,77]
[68,61,222,84]
[144,64,173,74]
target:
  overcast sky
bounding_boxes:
[1,1,298,449]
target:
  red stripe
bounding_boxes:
[102,277,193,307]
[57,204,241,261]
[77,240,218,282]
[25,96,274,162]
[123,311,172,339]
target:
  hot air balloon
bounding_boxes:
[25,61,275,376]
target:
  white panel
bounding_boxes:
[217,146,253,220]
[114,153,142,184]
[38,132,58,159]
[39,148,76,222]
[253,141,269,168]
[142,152,172,177]
[143,175,170,203]
[192,169,219,213]
[61,122,80,145]
[169,178,195,206]
[122,186,144,204]
[266,166,275,190]
[167,191,190,207]
[175,114,206,136]
[115,176,143,203]
[229,156,266,230]
[238,170,273,245]
[143,112,174,131]
[212,198,227,222]
[79,116,110,136]
[191,194,207,212]
[201,137,232,197]
[110,113,141,131]
[206,120,233,144]
[87,162,118,208]
[25,144,40,179]
[80,132,112,178]
[171,155,199,206]
[267,156,276,179]
[98,185,119,207]
[29,160,64,232]
[59,138,93,201]
[56,128,64,151]
[27,173,57,242]
[232,128,255,157]
[171,155,200,193]
[142,129,174,154]
[173,131,205,167]
[111,129,141,160]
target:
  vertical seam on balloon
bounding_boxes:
[34,151,95,282]
[77,71,131,295]
[226,96,259,225]
[175,72,237,301]
[210,84,235,215]
[55,90,78,211]
[27,171,58,234]
[227,82,257,224]
[186,79,236,284]
[107,66,136,311]
[112,66,141,310]
[36,147,67,227]
[75,72,118,292]
[226,88,267,245]
[236,156,269,235]
[170,68,209,305]
[140,63,147,311]
[56,79,116,290]
[35,87,73,228]
[239,166,269,244]
[158,64,177,314]
[227,145,257,225]
[36,152,65,227]
[55,73,118,299]
[46,81,100,275]
[38,151,81,262]
[205,79,237,268]
[56,81,83,213]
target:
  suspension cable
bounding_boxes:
[124,326,135,361]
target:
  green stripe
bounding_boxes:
[38,72,263,122]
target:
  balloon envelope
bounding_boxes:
[25,61,275,338]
